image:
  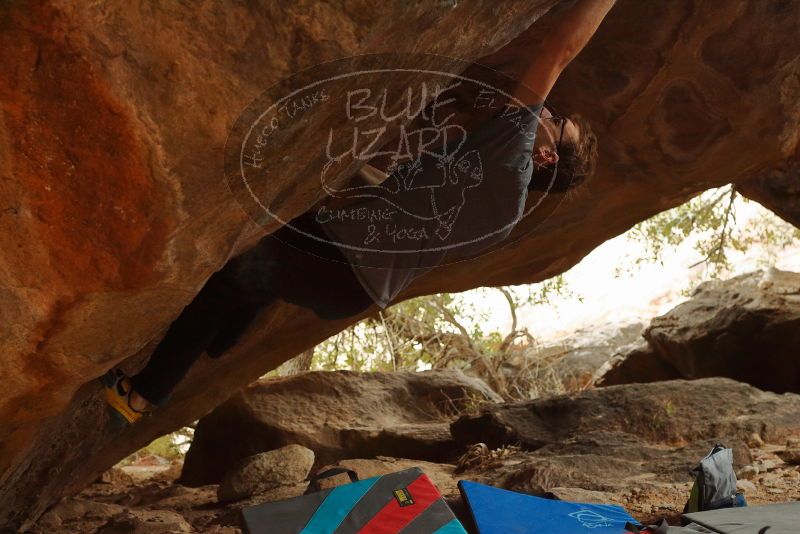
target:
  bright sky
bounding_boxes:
[458,196,800,343]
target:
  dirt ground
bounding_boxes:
[600,443,800,524]
[29,442,800,533]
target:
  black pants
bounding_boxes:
[130,212,374,405]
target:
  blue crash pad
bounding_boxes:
[459,480,637,534]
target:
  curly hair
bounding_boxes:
[528,113,598,193]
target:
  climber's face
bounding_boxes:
[532,107,579,168]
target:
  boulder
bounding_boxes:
[599,269,800,393]
[182,370,500,486]
[497,321,646,392]
[4,0,800,527]
[595,343,684,386]
[738,162,800,229]
[452,378,800,452]
[98,467,135,486]
[37,499,125,532]
[776,449,800,466]
[450,378,800,521]
[217,444,315,503]
[549,322,647,390]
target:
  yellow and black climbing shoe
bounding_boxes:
[101,369,151,424]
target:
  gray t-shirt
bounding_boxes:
[319,102,543,308]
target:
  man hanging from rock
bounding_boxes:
[103,0,614,424]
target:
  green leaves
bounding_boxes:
[628,185,798,279]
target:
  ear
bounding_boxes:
[532,149,559,166]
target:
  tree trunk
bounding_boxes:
[276,348,316,376]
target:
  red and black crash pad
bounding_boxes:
[242,467,466,534]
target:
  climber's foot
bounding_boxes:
[101,369,152,424]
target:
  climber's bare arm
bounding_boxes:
[512,0,617,105]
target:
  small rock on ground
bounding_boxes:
[776,449,800,465]
[217,444,314,503]
[737,479,757,494]
[97,510,192,533]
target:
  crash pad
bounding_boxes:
[458,480,636,534]
[683,501,800,533]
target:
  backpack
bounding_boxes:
[683,444,746,514]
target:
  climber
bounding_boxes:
[102,0,615,424]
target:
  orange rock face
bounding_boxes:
[0,2,173,479]
[0,0,798,529]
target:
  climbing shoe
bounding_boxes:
[101,369,151,424]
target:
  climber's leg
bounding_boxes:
[104,269,270,422]
[126,279,231,407]
[205,301,266,358]
[104,209,373,422]
[101,369,152,424]
[103,291,222,422]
